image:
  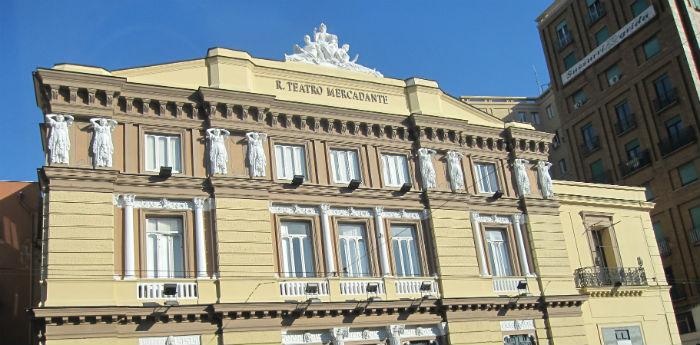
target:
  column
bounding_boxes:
[122,194,136,279]
[319,204,336,276]
[374,207,392,276]
[512,213,532,276]
[471,212,490,276]
[194,198,208,278]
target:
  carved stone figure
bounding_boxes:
[387,325,405,345]
[89,117,117,168]
[285,23,383,77]
[513,158,531,197]
[206,128,230,175]
[537,160,555,199]
[45,113,74,164]
[246,132,267,177]
[417,148,437,190]
[446,151,465,191]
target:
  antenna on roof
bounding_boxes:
[532,65,544,95]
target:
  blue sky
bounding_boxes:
[0,0,552,181]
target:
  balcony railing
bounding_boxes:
[653,88,679,112]
[580,136,601,156]
[278,276,439,300]
[658,238,671,257]
[492,276,530,294]
[557,31,574,51]
[619,149,652,177]
[587,2,606,25]
[137,282,198,300]
[690,228,700,245]
[658,126,697,156]
[574,266,647,288]
[614,115,637,135]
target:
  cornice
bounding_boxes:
[114,174,210,196]
[120,82,197,102]
[34,68,126,91]
[40,166,119,192]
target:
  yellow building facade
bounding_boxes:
[31,26,680,345]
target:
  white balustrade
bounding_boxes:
[395,278,438,295]
[137,282,198,300]
[279,280,330,296]
[492,277,529,294]
[339,280,385,295]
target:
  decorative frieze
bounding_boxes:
[500,319,535,332]
[269,203,427,220]
[113,195,211,211]
[139,335,201,345]
[471,212,513,225]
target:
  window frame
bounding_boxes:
[482,226,519,277]
[327,146,363,185]
[473,161,501,194]
[678,161,699,186]
[379,150,413,188]
[331,217,378,278]
[272,140,311,182]
[273,215,324,278]
[139,125,186,175]
[386,220,430,277]
[137,209,193,279]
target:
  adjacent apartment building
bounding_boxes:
[530,0,700,343]
[29,25,680,345]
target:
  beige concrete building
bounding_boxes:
[29,24,680,345]
[533,1,700,344]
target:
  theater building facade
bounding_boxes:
[31,26,680,345]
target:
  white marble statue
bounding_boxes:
[537,160,555,199]
[45,113,74,164]
[206,128,230,175]
[513,158,531,197]
[285,23,383,77]
[89,117,117,168]
[417,148,437,190]
[246,132,267,177]
[446,151,465,191]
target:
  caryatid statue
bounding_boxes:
[45,113,74,164]
[206,128,230,175]
[513,158,531,197]
[536,160,555,199]
[246,132,267,177]
[89,117,117,168]
[417,148,437,190]
[446,151,465,191]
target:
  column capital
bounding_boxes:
[374,206,384,217]
[122,194,136,206]
[512,213,522,224]
[320,203,331,213]
[193,197,205,210]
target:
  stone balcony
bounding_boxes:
[278,276,439,302]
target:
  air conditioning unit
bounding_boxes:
[609,75,621,85]
[574,101,583,109]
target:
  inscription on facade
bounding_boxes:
[275,80,389,104]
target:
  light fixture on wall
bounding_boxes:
[399,182,412,194]
[163,283,178,296]
[348,179,361,191]
[420,281,433,292]
[366,282,379,293]
[305,282,320,294]
[291,175,304,186]
[159,166,172,178]
[517,281,528,290]
[491,190,503,200]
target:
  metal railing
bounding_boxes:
[574,266,647,288]
[658,126,696,156]
[614,114,637,135]
[619,149,652,177]
[653,88,679,112]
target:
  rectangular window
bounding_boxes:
[146,217,184,278]
[546,105,555,119]
[516,112,527,122]
[338,223,370,277]
[677,311,697,334]
[595,26,609,46]
[625,139,641,160]
[581,123,598,149]
[632,0,649,17]
[381,154,410,187]
[690,207,700,230]
[615,100,634,132]
[485,228,514,276]
[531,112,541,125]
[652,222,664,241]
[643,36,661,59]
[556,21,572,47]
[606,64,621,86]
[275,144,307,180]
[587,0,605,22]
[558,159,568,174]
[590,228,610,268]
[475,163,500,193]
[590,159,606,183]
[573,89,588,107]
[553,130,561,148]
[145,134,182,173]
[280,221,315,278]
[654,74,676,109]
[679,161,699,186]
[330,149,360,184]
[564,52,577,70]
[666,116,684,140]
[391,225,422,277]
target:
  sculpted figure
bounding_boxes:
[207,128,230,175]
[446,151,465,191]
[246,132,267,177]
[45,113,74,164]
[536,160,555,199]
[89,117,117,168]
[417,148,437,190]
[513,158,531,197]
[290,35,320,63]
